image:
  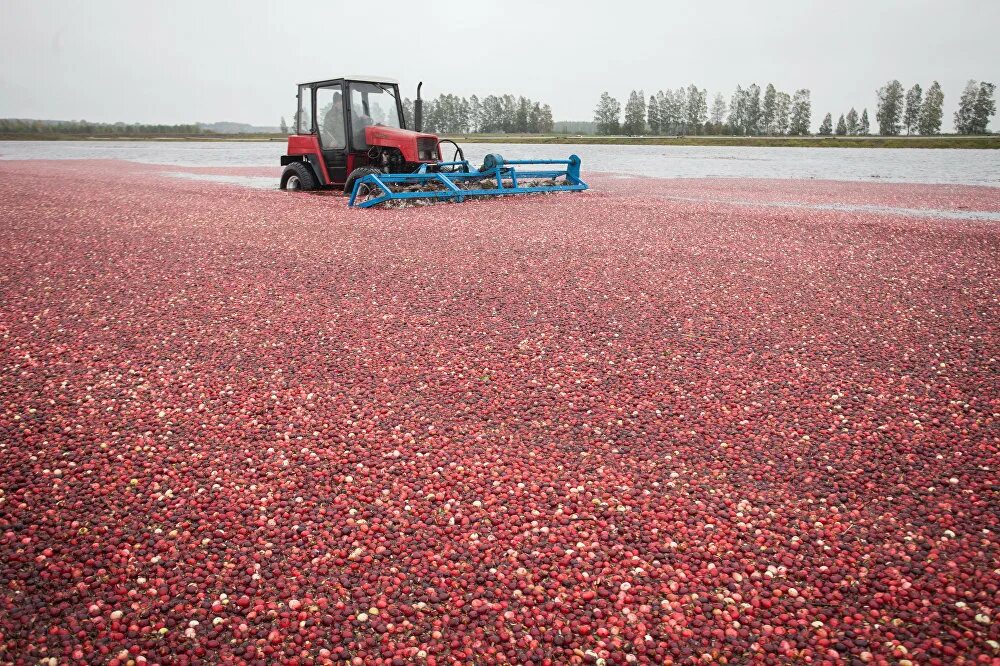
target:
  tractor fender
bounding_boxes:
[303,154,326,185]
[282,135,332,185]
[279,154,324,187]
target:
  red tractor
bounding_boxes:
[280,76,445,194]
[280,75,587,208]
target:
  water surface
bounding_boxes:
[2,140,998,187]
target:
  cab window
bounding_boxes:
[348,84,401,129]
[297,86,313,134]
[348,83,401,149]
[315,84,346,150]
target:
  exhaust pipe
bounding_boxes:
[414,81,423,133]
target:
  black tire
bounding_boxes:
[280,162,317,191]
[343,167,382,197]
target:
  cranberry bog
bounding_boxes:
[1,160,998,665]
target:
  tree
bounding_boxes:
[430,95,445,132]
[788,89,811,135]
[500,95,517,133]
[745,84,762,135]
[647,95,660,134]
[656,90,673,134]
[445,95,460,132]
[477,95,498,132]
[674,87,688,133]
[835,114,847,136]
[859,108,871,135]
[710,93,727,125]
[514,96,530,133]
[903,84,922,135]
[845,107,859,135]
[947,81,991,135]
[727,85,747,135]
[623,90,646,134]
[527,102,541,133]
[876,80,905,135]
[539,104,554,133]
[761,83,777,134]
[686,85,707,134]
[279,117,288,134]
[661,89,683,134]
[594,92,621,135]
[973,82,996,134]
[458,96,471,133]
[918,81,944,135]
[468,95,482,133]
[402,98,415,129]
[421,99,438,132]
[955,80,979,134]
[431,94,457,133]
[774,92,791,135]
[818,113,833,136]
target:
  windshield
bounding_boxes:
[349,83,402,129]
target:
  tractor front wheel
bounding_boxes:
[280,162,317,191]
[343,167,382,197]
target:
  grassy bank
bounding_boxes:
[445,134,1000,149]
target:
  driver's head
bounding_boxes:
[332,92,342,109]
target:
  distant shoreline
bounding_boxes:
[0,134,287,142]
[448,134,1000,149]
[1,133,997,149]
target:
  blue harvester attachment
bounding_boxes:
[348,154,588,208]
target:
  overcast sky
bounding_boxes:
[1,0,997,131]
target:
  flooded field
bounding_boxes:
[1,152,999,664]
[2,139,1000,186]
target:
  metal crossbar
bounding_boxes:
[348,154,588,208]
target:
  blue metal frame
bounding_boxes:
[348,154,588,208]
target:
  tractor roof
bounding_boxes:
[344,74,399,84]
[299,75,399,86]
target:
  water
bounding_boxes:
[2,140,999,187]
[0,140,281,167]
[463,143,1000,188]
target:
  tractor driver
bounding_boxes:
[352,103,373,147]
[321,93,347,149]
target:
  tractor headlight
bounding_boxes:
[416,137,438,162]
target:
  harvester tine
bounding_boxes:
[349,174,392,208]
[434,173,465,203]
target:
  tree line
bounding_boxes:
[853,80,947,136]
[0,118,207,136]
[594,79,995,136]
[400,94,554,134]
[817,108,871,137]
[595,84,814,136]
[820,79,993,137]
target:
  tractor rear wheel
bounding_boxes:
[343,167,382,197]
[280,162,317,191]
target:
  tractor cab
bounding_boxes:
[280,75,442,193]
